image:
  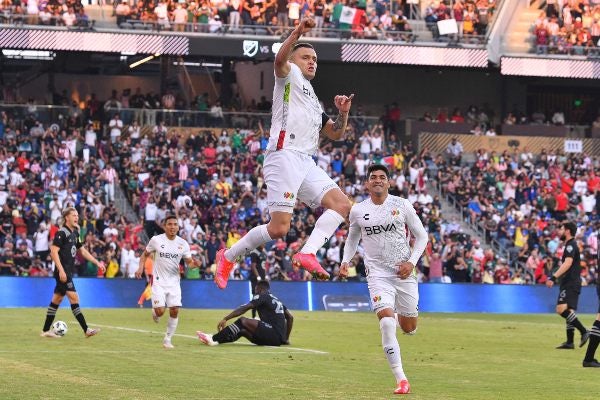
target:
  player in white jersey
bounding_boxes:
[215,16,354,289]
[135,215,201,349]
[340,164,428,395]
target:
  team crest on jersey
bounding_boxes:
[566,245,573,252]
[283,192,295,200]
[391,209,400,216]
[372,295,381,303]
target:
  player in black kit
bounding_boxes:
[196,281,293,346]
[40,207,105,338]
[581,253,600,367]
[546,222,589,349]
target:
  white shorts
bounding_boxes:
[263,150,338,213]
[368,276,419,317]
[151,283,182,308]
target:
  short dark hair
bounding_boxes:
[256,280,270,291]
[163,214,178,224]
[292,42,314,52]
[562,222,576,236]
[367,164,389,179]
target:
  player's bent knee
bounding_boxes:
[402,327,418,335]
[267,223,290,239]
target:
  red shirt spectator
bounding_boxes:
[555,191,569,211]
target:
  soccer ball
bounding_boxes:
[52,321,68,336]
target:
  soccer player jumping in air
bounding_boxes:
[214,16,354,289]
[340,165,428,395]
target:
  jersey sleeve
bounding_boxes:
[145,237,157,254]
[182,240,192,259]
[342,206,361,264]
[404,199,428,267]
[564,243,576,259]
[250,293,268,309]
[52,230,66,248]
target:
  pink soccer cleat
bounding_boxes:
[196,331,218,346]
[393,380,411,395]
[292,253,330,280]
[85,328,101,338]
[214,249,235,289]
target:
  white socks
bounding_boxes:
[225,225,272,260]
[165,317,179,341]
[380,317,406,383]
[301,209,345,254]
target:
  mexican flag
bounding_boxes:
[339,6,365,25]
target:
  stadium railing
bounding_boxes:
[0,103,382,135]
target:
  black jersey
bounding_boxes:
[560,238,581,286]
[250,292,287,337]
[52,226,82,276]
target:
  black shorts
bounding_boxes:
[54,275,77,295]
[557,284,580,310]
[250,321,284,346]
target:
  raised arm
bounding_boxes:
[274,17,316,78]
[321,94,355,141]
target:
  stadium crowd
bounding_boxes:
[437,136,599,286]
[534,1,600,56]
[0,89,598,288]
[0,0,498,42]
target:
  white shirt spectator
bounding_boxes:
[176,194,193,209]
[120,247,137,277]
[62,10,77,26]
[85,128,97,147]
[33,226,50,252]
[370,133,383,152]
[0,187,8,207]
[395,174,406,191]
[145,201,158,221]
[582,193,596,213]
[417,192,433,205]
[27,0,40,15]
[573,178,588,196]
[173,5,188,23]
[109,117,123,142]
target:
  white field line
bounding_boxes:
[84,321,329,355]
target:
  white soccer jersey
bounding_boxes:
[343,195,428,279]
[146,233,191,286]
[268,63,324,156]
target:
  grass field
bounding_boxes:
[0,309,597,400]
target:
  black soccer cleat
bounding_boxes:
[556,342,575,349]
[579,331,590,348]
[582,359,600,368]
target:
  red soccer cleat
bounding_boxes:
[394,380,411,395]
[214,249,235,289]
[292,253,330,280]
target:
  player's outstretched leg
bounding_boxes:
[196,331,218,346]
[293,209,346,280]
[380,316,409,394]
[583,319,600,368]
[216,225,273,289]
[210,318,245,344]
[215,249,235,289]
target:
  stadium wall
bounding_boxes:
[1,278,597,313]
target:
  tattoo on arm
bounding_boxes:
[333,112,349,131]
